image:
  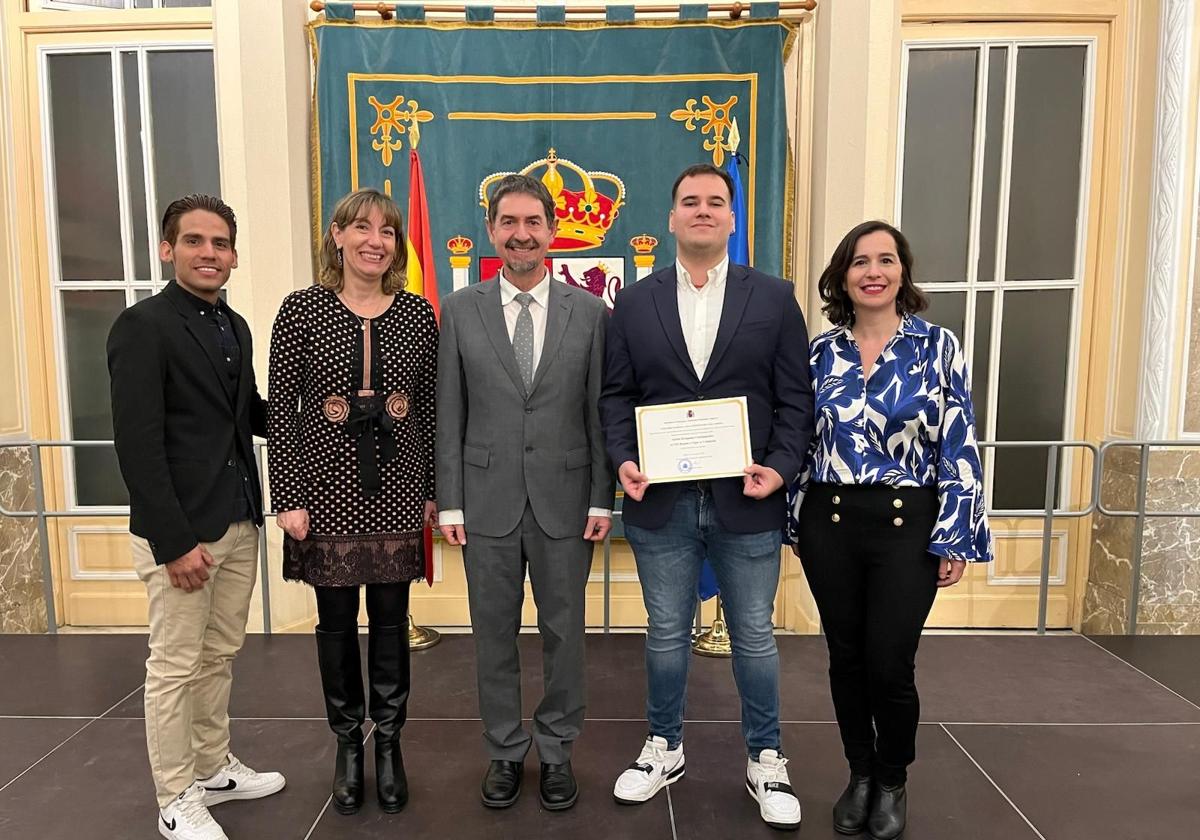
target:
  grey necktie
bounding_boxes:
[513,292,535,390]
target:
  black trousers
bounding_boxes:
[315,582,410,632]
[798,484,940,786]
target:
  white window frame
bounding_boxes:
[41,1,208,10]
[39,41,215,512]
[896,36,1097,516]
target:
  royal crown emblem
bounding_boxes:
[479,148,626,252]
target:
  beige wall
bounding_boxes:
[0,0,28,440]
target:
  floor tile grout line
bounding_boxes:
[939,723,1047,840]
[9,715,1200,727]
[0,683,144,795]
[665,784,679,840]
[1079,635,1200,714]
[301,795,334,840]
[301,723,376,840]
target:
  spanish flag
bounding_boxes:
[406,149,440,320]
[406,148,438,586]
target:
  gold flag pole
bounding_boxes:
[408,615,440,650]
[692,595,732,657]
[309,1,817,21]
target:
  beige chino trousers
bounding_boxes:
[132,520,258,808]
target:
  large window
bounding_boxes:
[42,1,211,10]
[898,40,1093,511]
[43,45,219,507]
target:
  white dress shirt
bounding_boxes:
[499,271,551,372]
[439,268,610,527]
[676,255,729,380]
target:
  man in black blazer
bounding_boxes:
[108,195,284,840]
[600,165,814,830]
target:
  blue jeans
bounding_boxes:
[625,484,783,758]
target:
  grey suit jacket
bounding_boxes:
[436,277,615,539]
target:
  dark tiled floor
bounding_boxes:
[1,632,1198,839]
[1089,634,1200,706]
[945,723,1200,840]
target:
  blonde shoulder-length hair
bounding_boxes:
[318,188,408,294]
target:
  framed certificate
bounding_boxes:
[635,397,752,483]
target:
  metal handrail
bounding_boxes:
[978,441,1100,633]
[2,438,1193,636]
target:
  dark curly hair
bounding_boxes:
[817,220,928,326]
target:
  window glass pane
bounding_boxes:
[921,291,966,341]
[163,0,212,6]
[62,291,128,506]
[121,51,151,281]
[972,290,994,438]
[1005,46,1087,281]
[902,48,978,283]
[48,53,124,282]
[148,50,220,280]
[55,0,126,8]
[992,289,1072,509]
[977,47,1007,284]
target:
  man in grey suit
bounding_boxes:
[436,174,614,811]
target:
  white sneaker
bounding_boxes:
[746,749,802,830]
[198,753,286,805]
[158,782,228,840]
[613,735,685,804]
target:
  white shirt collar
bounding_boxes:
[675,255,730,294]
[499,269,552,308]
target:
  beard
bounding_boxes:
[502,238,544,274]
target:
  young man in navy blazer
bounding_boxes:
[600,164,814,830]
[108,195,284,840]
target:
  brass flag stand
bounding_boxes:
[692,595,732,657]
[408,615,441,650]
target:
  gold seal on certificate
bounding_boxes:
[635,397,753,483]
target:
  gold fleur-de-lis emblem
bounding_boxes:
[368,95,435,167]
[670,95,738,167]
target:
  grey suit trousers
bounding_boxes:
[463,503,594,764]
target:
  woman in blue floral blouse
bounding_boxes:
[787,220,992,840]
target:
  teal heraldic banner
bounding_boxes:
[309,15,797,299]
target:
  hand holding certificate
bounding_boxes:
[635,397,753,483]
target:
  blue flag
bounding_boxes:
[697,151,750,604]
[727,151,749,266]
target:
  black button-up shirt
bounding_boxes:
[178,285,255,524]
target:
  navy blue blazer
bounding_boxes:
[599,263,815,533]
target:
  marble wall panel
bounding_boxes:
[1084,445,1200,635]
[0,446,48,633]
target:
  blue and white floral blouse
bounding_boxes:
[786,314,993,564]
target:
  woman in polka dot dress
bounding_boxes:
[267,188,437,817]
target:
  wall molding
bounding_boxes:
[1138,0,1195,438]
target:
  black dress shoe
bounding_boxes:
[833,774,872,834]
[539,761,578,810]
[867,783,906,840]
[481,760,523,808]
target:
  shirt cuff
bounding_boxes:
[438,509,465,526]
[587,508,611,518]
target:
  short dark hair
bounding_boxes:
[486,174,556,227]
[670,163,734,204]
[160,194,237,248]
[817,220,928,327]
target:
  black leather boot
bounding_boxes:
[867,782,906,840]
[833,773,873,834]
[368,624,410,813]
[316,627,366,815]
